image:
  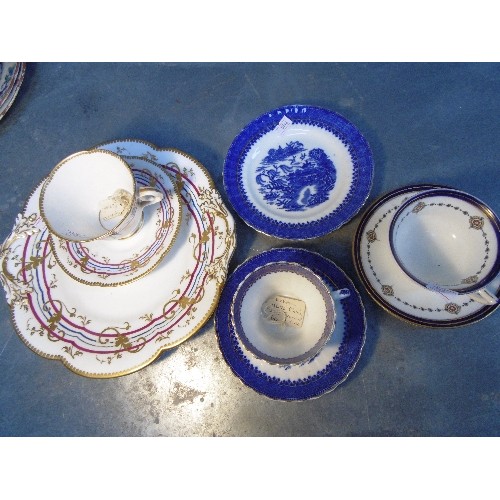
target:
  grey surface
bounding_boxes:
[0,62,498,436]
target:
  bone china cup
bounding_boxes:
[40,150,163,242]
[389,188,500,305]
[231,261,350,365]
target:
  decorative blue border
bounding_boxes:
[353,184,500,327]
[223,105,374,240]
[389,188,500,294]
[232,262,335,365]
[215,247,366,401]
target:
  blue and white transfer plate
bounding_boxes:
[0,63,25,121]
[215,247,366,401]
[353,184,500,327]
[224,105,374,239]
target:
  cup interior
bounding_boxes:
[40,150,135,241]
[231,261,335,365]
[390,189,500,292]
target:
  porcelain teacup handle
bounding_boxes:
[138,186,163,207]
[427,281,499,306]
[467,285,499,305]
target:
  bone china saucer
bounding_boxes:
[224,105,374,240]
[215,248,366,401]
[50,157,182,287]
[0,140,236,378]
[353,184,500,327]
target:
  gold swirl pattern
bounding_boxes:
[0,140,236,378]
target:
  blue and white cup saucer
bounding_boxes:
[215,247,366,401]
[223,105,374,240]
[230,261,341,365]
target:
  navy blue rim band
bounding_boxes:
[353,184,500,328]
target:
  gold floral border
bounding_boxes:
[3,140,236,378]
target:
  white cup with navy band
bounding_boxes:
[389,188,500,305]
[39,149,163,242]
[230,261,350,365]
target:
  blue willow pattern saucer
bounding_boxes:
[224,105,374,239]
[215,247,366,401]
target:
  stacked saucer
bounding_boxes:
[215,247,366,401]
[0,140,236,377]
[0,62,26,120]
[353,184,500,327]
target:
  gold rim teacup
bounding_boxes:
[40,150,163,242]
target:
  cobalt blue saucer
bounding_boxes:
[223,105,374,240]
[215,247,366,401]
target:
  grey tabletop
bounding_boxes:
[0,62,498,437]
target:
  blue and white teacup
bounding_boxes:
[389,188,500,305]
[231,261,350,365]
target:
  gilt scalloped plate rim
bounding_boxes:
[353,184,500,328]
[223,104,374,240]
[2,140,236,378]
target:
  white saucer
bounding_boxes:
[353,184,500,327]
[50,157,182,287]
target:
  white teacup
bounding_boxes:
[231,261,350,365]
[39,150,163,241]
[389,188,500,305]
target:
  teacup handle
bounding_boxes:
[332,288,350,300]
[427,281,499,305]
[467,287,499,306]
[138,186,163,207]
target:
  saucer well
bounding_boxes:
[0,140,236,378]
[224,105,374,240]
[50,157,182,287]
[215,247,366,401]
[353,184,500,327]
